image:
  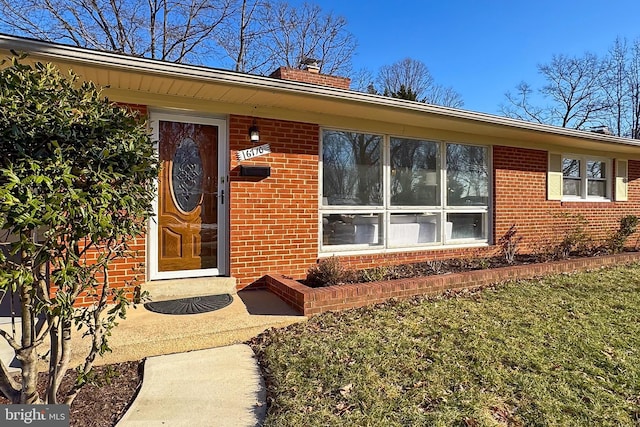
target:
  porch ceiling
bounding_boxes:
[2,34,640,156]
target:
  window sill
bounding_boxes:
[319,241,489,257]
[560,197,611,205]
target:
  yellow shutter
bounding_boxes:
[615,159,628,202]
[548,153,563,200]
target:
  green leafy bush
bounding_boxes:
[0,55,158,404]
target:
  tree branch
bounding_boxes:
[0,358,20,402]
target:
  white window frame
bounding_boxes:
[561,154,611,201]
[319,129,491,253]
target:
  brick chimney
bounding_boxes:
[270,66,351,90]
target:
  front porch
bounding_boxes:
[0,278,305,370]
[70,279,305,367]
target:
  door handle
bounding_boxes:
[220,189,224,205]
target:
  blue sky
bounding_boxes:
[302,0,640,116]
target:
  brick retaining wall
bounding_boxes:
[264,252,640,316]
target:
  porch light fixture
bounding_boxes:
[249,122,260,143]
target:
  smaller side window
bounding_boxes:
[560,155,610,200]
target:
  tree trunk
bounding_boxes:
[17,275,41,403]
[47,316,60,404]
[16,232,42,404]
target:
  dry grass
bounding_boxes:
[252,264,640,426]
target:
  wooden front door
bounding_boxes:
[158,120,218,272]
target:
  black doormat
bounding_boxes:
[144,294,233,315]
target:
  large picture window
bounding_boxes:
[321,130,489,251]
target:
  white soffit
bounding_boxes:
[2,34,640,155]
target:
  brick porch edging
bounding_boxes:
[264,252,640,316]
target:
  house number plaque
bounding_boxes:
[236,144,271,162]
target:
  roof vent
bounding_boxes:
[590,125,612,135]
[300,57,320,74]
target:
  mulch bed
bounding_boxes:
[304,254,543,287]
[0,361,143,427]
[305,250,640,288]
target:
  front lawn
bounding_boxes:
[251,264,640,426]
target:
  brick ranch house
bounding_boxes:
[2,34,640,309]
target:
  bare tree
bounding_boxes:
[254,1,356,75]
[602,38,628,136]
[0,0,356,75]
[378,58,435,97]
[502,41,640,138]
[427,84,465,109]
[502,53,611,130]
[613,37,640,139]
[215,0,273,73]
[629,39,640,138]
[0,0,236,63]
[589,38,640,138]
[502,82,550,124]
[375,58,464,108]
[347,67,376,93]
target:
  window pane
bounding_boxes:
[563,158,581,177]
[389,213,440,246]
[588,180,607,197]
[446,213,486,240]
[322,214,383,246]
[322,130,382,206]
[563,178,581,196]
[446,144,488,206]
[586,160,605,179]
[390,138,440,206]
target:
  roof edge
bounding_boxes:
[1,33,639,149]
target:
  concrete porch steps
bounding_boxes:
[70,289,306,367]
[143,277,238,302]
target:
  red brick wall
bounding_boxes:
[73,237,146,306]
[267,252,640,315]
[493,145,640,252]
[229,115,320,288]
[270,67,351,90]
[74,105,640,298]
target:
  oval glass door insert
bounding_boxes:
[171,137,204,212]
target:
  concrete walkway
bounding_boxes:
[116,344,266,427]
[67,287,305,427]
